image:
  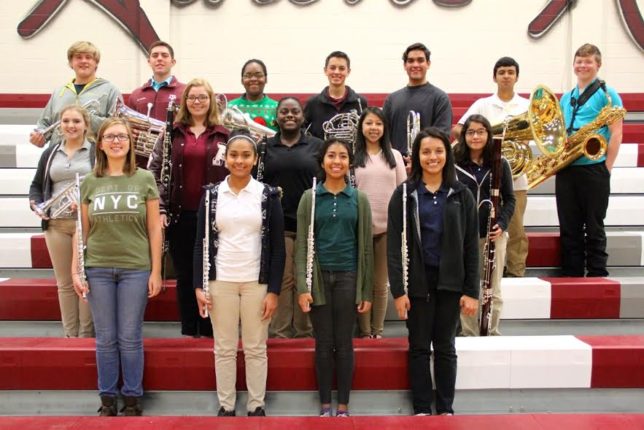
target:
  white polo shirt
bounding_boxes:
[458,93,530,190]
[215,176,263,282]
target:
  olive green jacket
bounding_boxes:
[295,188,373,306]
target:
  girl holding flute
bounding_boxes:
[387,127,479,415]
[295,138,373,417]
[72,117,163,416]
[194,130,285,416]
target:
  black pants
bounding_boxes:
[555,163,610,277]
[309,271,357,405]
[168,211,213,337]
[407,268,461,415]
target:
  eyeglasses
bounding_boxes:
[187,95,209,103]
[242,72,265,80]
[102,134,130,142]
[465,129,488,137]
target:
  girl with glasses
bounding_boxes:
[453,114,515,337]
[149,78,229,338]
[72,117,162,416]
[228,59,278,131]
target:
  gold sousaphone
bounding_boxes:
[494,84,626,189]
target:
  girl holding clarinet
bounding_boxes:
[194,130,285,417]
[454,114,515,336]
[295,138,373,417]
[387,127,479,415]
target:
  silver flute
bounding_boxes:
[202,188,211,318]
[74,173,87,299]
[305,177,317,294]
[401,182,409,296]
[34,180,78,219]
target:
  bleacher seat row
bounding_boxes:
[2,277,643,321]
[2,231,644,270]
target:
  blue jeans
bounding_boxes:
[86,267,149,397]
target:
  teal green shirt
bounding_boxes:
[228,94,278,131]
[315,183,358,271]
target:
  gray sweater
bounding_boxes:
[36,78,122,147]
[383,82,453,155]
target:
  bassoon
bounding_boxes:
[479,135,503,336]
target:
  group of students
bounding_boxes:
[27,39,622,417]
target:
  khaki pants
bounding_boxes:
[269,232,312,338]
[460,232,507,336]
[209,280,269,412]
[358,233,388,337]
[45,219,93,338]
[506,190,529,277]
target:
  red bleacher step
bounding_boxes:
[0,414,643,430]
[0,336,642,391]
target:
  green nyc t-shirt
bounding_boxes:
[81,168,159,270]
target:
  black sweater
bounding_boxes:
[387,181,480,300]
[304,86,367,139]
[455,158,516,238]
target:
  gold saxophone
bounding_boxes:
[525,103,626,189]
[492,85,626,189]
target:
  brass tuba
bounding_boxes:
[112,100,166,159]
[492,85,567,179]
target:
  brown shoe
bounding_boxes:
[121,396,143,416]
[97,395,117,416]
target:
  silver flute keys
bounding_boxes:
[407,110,420,155]
[202,188,211,318]
[74,173,87,299]
[305,177,317,294]
[401,182,409,296]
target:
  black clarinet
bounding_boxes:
[160,95,177,259]
[479,136,503,336]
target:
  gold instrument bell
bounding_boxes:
[493,84,625,190]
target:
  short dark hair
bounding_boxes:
[408,127,456,188]
[148,41,175,59]
[241,59,268,77]
[493,56,520,78]
[325,51,351,69]
[403,43,431,62]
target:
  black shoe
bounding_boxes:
[248,407,266,416]
[217,407,236,416]
[121,396,143,416]
[97,395,117,416]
